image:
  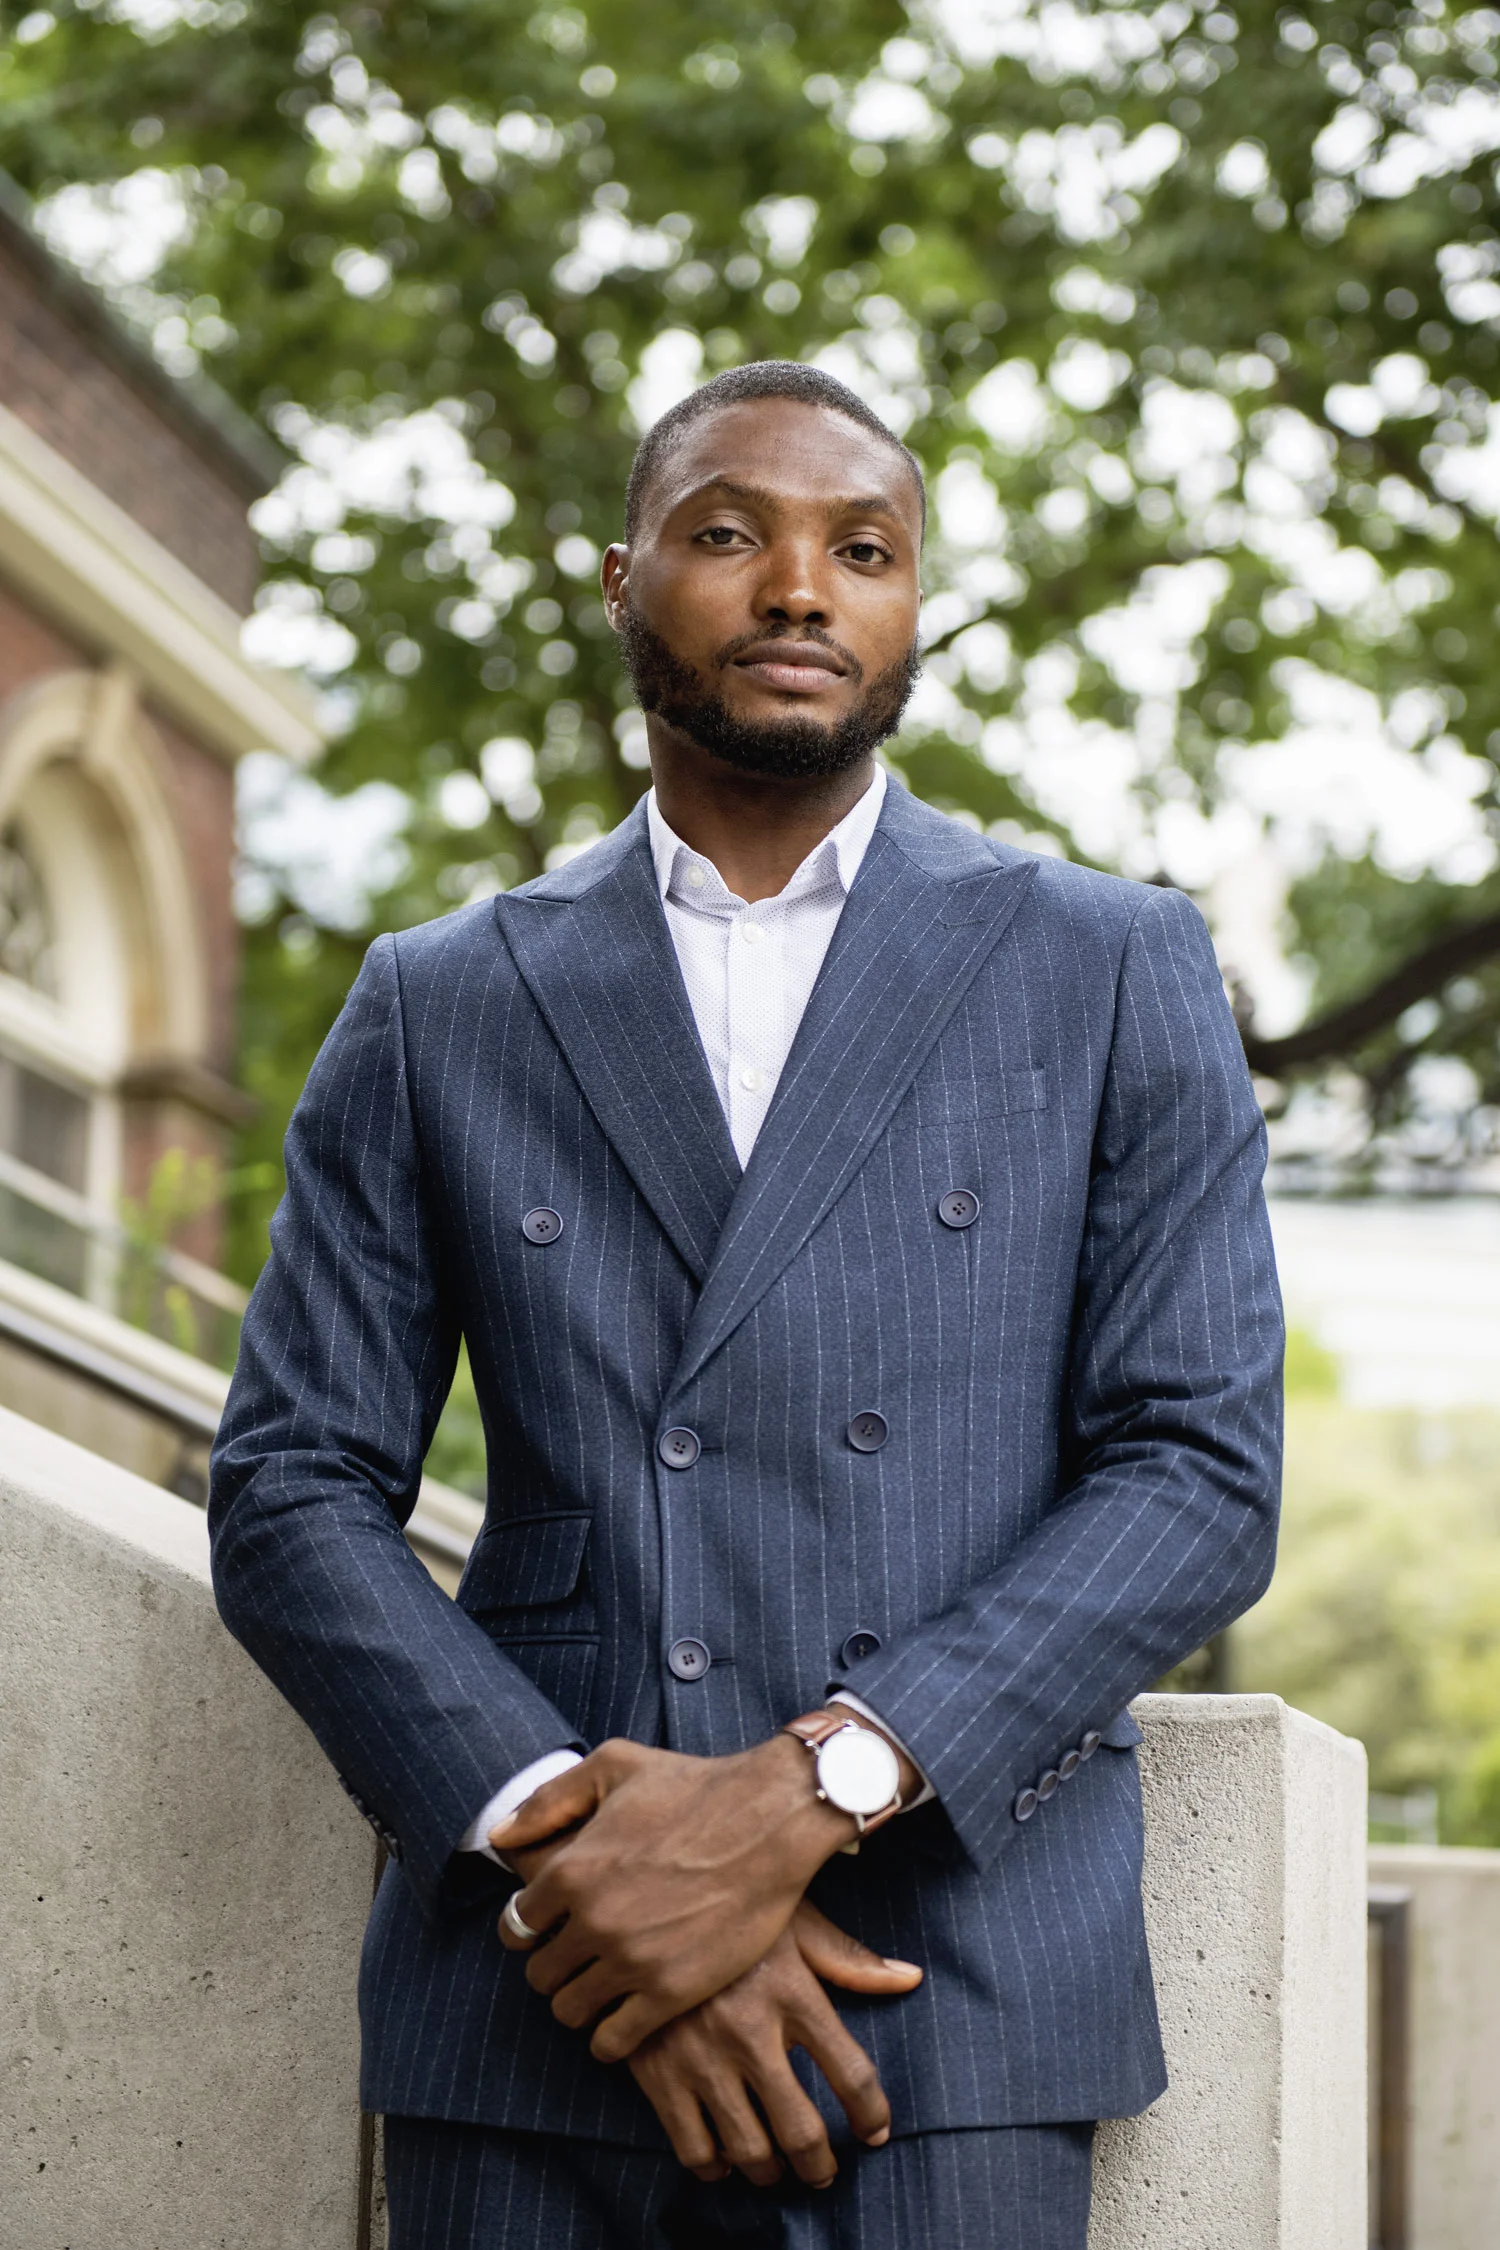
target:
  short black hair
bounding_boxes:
[623,360,926,542]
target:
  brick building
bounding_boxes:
[0,185,319,1497]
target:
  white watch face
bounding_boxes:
[817,1725,901,1818]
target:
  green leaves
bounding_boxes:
[8,0,1500,1213]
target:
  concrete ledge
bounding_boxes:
[1092,1694,1368,2250]
[0,1406,372,2249]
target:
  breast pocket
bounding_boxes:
[458,1512,598,1733]
[916,1067,1049,1129]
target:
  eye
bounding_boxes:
[696,523,745,547]
[841,539,891,566]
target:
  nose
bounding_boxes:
[751,535,831,629]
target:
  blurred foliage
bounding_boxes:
[1238,1394,1500,1843]
[6,2,1500,1246]
[425,1340,486,1498]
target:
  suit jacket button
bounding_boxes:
[521,1207,563,1245]
[937,1188,980,1230]
[667,1637,710,1682]
[840,1629,883,1667]
[1037,1768,1061,1802]
[658,1427,701,1469]
[1014,1786,1039,1822]
[1080,1731,1102,1760]
[1059,1749,1081,1782]
[847,1411,888,1453]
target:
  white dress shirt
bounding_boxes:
[461,765,930,1861]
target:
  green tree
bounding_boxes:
[6,0,1500,1261]
[1236,1396,1500,1841]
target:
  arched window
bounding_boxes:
[0,823,58,996]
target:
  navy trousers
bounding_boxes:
[383,2116,1095,2249]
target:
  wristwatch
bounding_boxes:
[782,1710,904,1855]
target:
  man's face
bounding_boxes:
[603,399,923,780]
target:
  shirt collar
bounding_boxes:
[646,763,887,907]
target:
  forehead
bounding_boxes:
[649,398,922,532]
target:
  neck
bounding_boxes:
[647,728,876,904]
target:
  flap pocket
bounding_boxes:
[459,1512,592,1613]
[1100,1708,1143,1750]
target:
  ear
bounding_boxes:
[601,544,630,631]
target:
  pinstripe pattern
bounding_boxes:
[383,2115,1096,2249]
[209,779,1282,2145]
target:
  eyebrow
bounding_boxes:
[677,476,908,522]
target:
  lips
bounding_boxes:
[731,641,848,694]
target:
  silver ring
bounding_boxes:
[502,1892,541,1944]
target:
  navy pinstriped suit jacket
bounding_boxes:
[209,779,1282,2142]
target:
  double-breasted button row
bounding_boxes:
[531,1194,977,1245]
[1013,1729,1102,1823]
[658,1419,889,1465]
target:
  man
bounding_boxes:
[210,361,1282,2249]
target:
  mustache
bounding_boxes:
[711,623,864,684]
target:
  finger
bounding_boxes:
[589,1987,681,2064]
[792,1987,892,2148]
[744,2050,839,2189]
[699,2072,782,2189]
[488,1762,605,1853]
[523,1927,602,1997]
[497,1882,564,1954]
[629,2058,728,2182]
[793,1901,923,1994]
[547,1960,623,2032]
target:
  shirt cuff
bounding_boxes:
[457,1748,585,1865]
[827,1691,936,1809]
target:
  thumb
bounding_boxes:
[488,1760,602,1851]
[793,1900,923,1993]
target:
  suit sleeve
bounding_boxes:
[208,933,584,1916]
[829,885,1283,1872]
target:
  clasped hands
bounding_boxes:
[491,1731,922,2190]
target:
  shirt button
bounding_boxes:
[658,1427,701,1469]
[1014,1787,1039,1823]
[739,1066,763,1092]
[685,864,706,890]
[521,1208,563,1245]
[840,1629,883,1666]
[667,1637,711,1682]
[847,1411,888,1453]
[937,1188,980,1230]
[740,922,764,946]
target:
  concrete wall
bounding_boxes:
[1368,1844,1500,2250]
[0,1405,373,2250]
[0,1413,1368,2246]
[1091,1695,1368,2250]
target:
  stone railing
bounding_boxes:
[0,1407,1368,2249]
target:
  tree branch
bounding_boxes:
[1241,911,1500,1075]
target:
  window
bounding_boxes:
[0,826,58,996]
[0,1048,92,1294]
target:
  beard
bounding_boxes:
[618,606,920,781]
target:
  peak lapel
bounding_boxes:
[671,793,1037,1393]
[494,808,740,1283]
